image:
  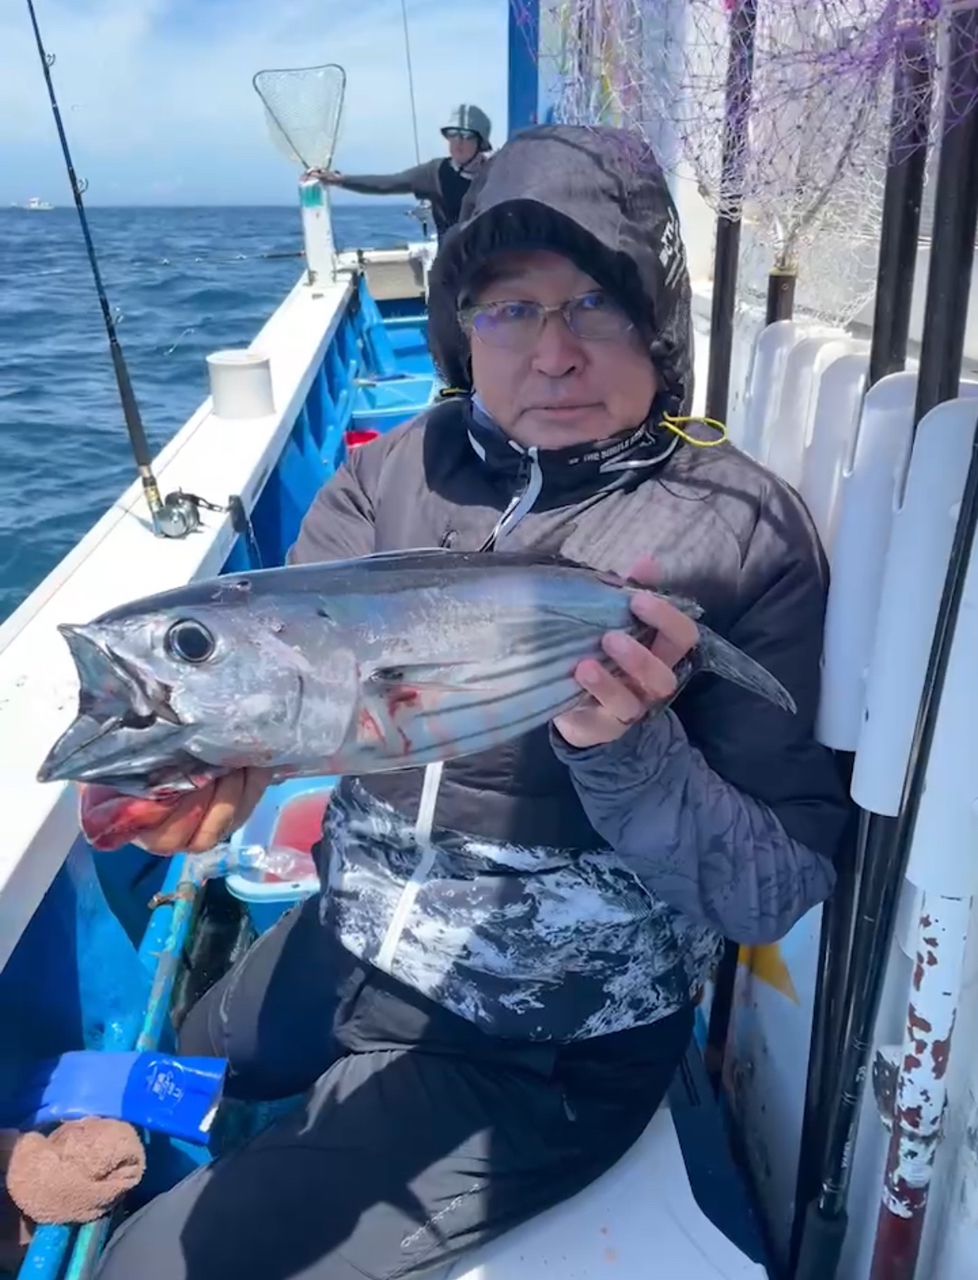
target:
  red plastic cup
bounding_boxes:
[345,429,380,449]
[262,790,332,883]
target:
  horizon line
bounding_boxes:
[0,199,418,210]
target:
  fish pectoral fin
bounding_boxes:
[356,664,492,752]
[365,663,493,697]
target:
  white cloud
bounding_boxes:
[1,0,508,204]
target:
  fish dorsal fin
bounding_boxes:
[338,547,593,574]
[346,547,458,567]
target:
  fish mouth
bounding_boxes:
[37,624,187,787]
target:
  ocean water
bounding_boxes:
[0,204,421,623]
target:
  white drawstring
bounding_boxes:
[376,761,444,972]
[478,446,543,551]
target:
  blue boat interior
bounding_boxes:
[0,269,769,1279]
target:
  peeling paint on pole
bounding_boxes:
[870,893,972,1280]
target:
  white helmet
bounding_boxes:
[442,105,492,152]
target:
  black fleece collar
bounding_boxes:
[465,396,680,506]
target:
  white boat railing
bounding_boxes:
[0,272,352,972]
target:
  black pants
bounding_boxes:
[96,896,691,1280]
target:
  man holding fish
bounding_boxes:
[88,125,847,1279]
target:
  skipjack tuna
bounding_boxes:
[38,548,795,822]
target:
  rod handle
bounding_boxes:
[794,1202,847,1280]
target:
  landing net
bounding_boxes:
[252,63,347,171]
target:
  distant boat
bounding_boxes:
[13,196,54,210]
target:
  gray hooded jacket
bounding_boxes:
[290,125,847,1043]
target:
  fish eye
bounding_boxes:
[165,619,216,664]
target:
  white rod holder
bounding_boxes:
[851,392,978,815]
[206,349,274,419]
[299,176,336,288]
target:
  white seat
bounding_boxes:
[439,1106,768,1279]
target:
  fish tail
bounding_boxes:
[693,626,797,715]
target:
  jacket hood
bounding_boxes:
[427,124,694,418]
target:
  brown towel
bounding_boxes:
[5,1119,145,1225]
[0,1131,33,1271]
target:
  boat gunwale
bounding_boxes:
[0,265,364,970]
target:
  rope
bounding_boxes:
[400,0,422,164]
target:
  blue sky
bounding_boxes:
[2,0,509,205]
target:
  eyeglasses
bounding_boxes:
[458,292,635,349]
[444,128,478,140]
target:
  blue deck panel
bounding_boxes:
[669,1040,771,1270]
[9,854,209,1277]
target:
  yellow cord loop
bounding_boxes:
[662,414,729,448]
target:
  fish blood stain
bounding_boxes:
[358,708,384,743]
[385,687,419,754]
[386,687,419,713]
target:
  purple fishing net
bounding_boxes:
[514,1,962,323]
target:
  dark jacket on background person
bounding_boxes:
[332,155,489,238]
[289,125,848,1044]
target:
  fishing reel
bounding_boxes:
[150,490,262,565]
[154,491,203,539]
[408,200,433,240]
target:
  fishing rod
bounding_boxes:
[790,22,936,1267]
[25,0,199,538]
[704,0,757,426]
[702,0,759,1094]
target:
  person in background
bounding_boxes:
[311,104,492,240]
